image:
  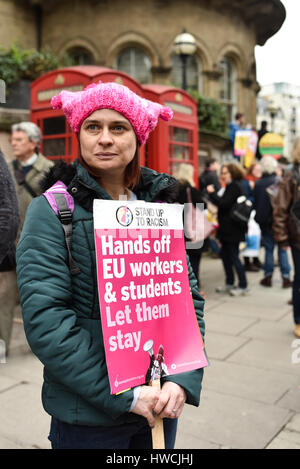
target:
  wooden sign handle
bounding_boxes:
[151,379,165,449]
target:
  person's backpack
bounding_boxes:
[229,195,253,231]
[43,181,80,275]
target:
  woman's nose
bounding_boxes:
[98,127,113,145]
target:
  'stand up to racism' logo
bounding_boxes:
[116,206,133,227]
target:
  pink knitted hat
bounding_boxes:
[51,81,173,145]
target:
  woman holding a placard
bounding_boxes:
[16,81,206,449]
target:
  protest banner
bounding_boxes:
[234,129,258,167]
[93,200,208,395]
[234,129,251,158]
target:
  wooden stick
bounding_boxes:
[151,379,165,449]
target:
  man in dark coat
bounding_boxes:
[198,158,221,197]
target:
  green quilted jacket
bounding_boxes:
[16,160,205,426]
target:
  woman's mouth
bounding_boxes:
[95,152,117,158]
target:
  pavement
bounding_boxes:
[1,252,300,450]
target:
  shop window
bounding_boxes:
[115,47,151,84]
[171,54,202,92]
[219,56,237,122]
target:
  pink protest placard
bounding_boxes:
[93,200,208,394]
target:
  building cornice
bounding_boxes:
[24,0,286,47]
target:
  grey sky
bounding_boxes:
[255,0,299,87]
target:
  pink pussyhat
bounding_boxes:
[51,81,173,145]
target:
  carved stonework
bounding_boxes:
[203,69,222,81]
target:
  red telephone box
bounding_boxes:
[30,67,199,182]
[30,66,145,165]
[142,84,199,187]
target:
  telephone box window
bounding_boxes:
[43,116,66,135]
[172,127,190,143]
[43,138,66,157]
[168,126,193,176]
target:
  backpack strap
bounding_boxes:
[43,181,80,275]
[12,160,38,198]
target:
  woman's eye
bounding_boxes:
[87,124,99,131]
[112,125,125,132]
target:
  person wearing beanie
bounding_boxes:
[16,81,205,449]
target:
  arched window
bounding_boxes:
[67,46,94,65]
[170,54,202,92]
[219,56,237,121]
[115,47,151,83]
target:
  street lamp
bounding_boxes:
[173,29,197,90]
[267,102,278,132]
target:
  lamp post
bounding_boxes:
[267,102,278,132]
[173,29,197,90]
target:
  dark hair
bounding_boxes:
[223,162,245,181]
[205,157,217,168]
[235,112,244,120]
[124,146,141,189]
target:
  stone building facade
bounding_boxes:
[0,0,285,162]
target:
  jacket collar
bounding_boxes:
[67,161,178,212]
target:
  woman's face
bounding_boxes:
[252,164,262,179]
[220,165,232,185]
[79,109,137,178]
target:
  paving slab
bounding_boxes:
[0,380,51,449]
[266,435,300,449]
[228,337,300,376]
[0,375,16,393]
[276,386,300,413]
[1,352,43,387]
[211,298,290,322]
[205,309,258,336]
[204,359,299,405]
[240,311,294,340]
[181,388,292,449]
[286,413,300,433]
[175,431,219,449]
[205,331,250,361]
[0,435,23,449]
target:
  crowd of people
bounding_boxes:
[0,87,299,448]
[190,144,300,339]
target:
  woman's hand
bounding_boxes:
[153,381,186,420]
[206,184,215,194]
[130,385,160,427]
